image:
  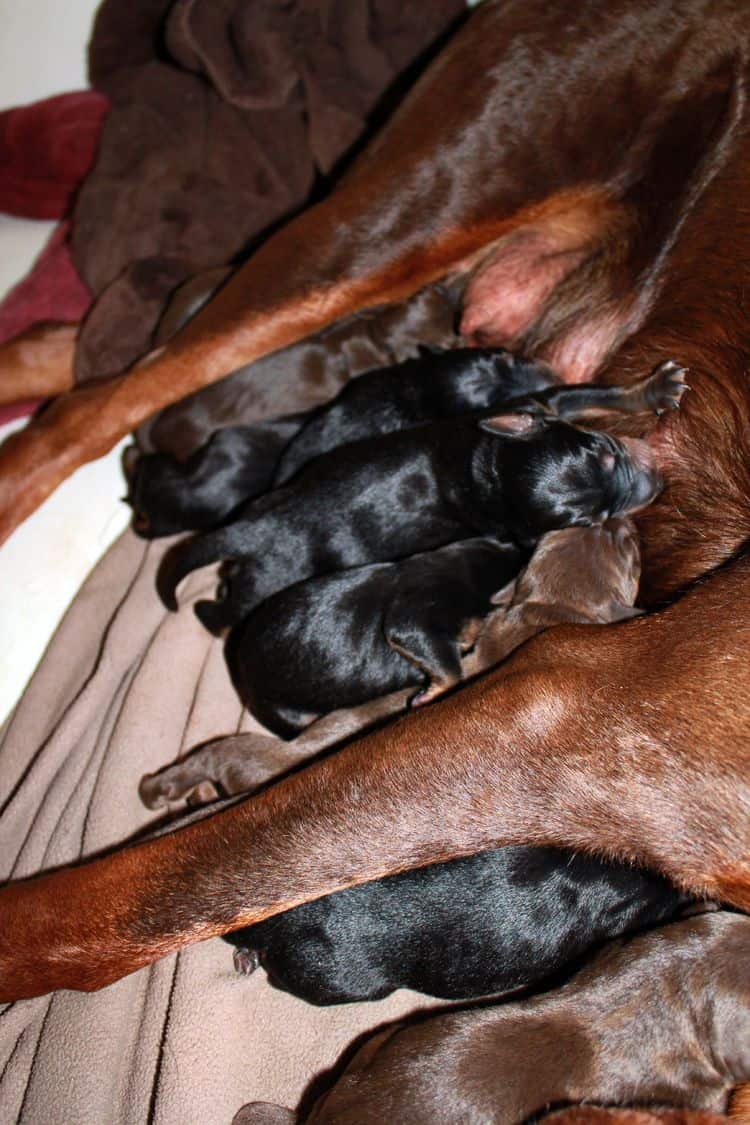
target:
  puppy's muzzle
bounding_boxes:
[618,437,663,514]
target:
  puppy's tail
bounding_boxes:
[156,527,237,611]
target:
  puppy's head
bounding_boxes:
[479,414,662,537]
[511,518,642,621]
[122,445,190,539]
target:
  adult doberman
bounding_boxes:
[0,0,749,999]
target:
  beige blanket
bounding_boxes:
[0,530,433,1124]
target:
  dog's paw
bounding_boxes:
[644,360,690,414]
[233,947,261,975]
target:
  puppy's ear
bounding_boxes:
[607,602,644,622]
[417,343,444,357]
[490,576,518,606]
[479,412,547,438]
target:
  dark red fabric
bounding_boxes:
[0,223,92,423]
[0,91,110,220]
[0,400,43,427]
[0,223,92,343]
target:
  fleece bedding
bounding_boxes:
[0,529,436,1123]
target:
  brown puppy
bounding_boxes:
[544,1112,730,1125]
[277,913,749,1123]
[140,518,640,808]
[2,0,750,998]
[137,279,459,459]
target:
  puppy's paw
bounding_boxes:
[195,599,231,636]
[643,360,690,414]
[233,947,261,975]
[138,768,200,808]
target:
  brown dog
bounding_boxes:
[238,913,749,1124]
[139,518,640,807]
[1,0,750,999]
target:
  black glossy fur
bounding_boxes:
[127,347,557,537]
[157,414,661,631]
[125,417,304,538]
[272,346,559,483]
[226,536,523,737]
[129,350,681,542]
[223,846,688,1005]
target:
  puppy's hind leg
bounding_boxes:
[383,616,463,708]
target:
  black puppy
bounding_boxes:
[127,347,557,537]
[227,536,523,738]
[223,846,689,1004]
[124,417,304,538]
[129,352,683,537]
[272,346,560,484]
[157,410,662,631]
[273,351,685,485]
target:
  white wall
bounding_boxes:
[0,0,129,725]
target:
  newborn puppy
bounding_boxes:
[222,845,688,1004]
[157,412,661,630]
[464,518,642,675]
[141,519,639,808]
[272,345,559,484]
[129,355,683,538]
[124,345,553,538]
[275,913,749,1123]
[123,418,304,538]
[274,354,685,485]
[225,536,523,738]
[137,280,461,458]
[233,1104,730,1125]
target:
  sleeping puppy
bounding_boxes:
[136,280,461,459]
[234,1107,728,1125]
[123,418,304,538]
[222,845,689,1004]
[139,518,641,808]
[226,514,643,737]
[225,536,524,738]
[127,355,684,537]
[463,519,643,675]
[157,413,662,632]
[271,345,559,484]
[273,354,685,485]
[125,346,556,538]
[237,913,747,1124]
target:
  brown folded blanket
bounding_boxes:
[0,530,435,1123]
[72,0,465,383]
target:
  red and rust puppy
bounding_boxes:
[137,280,460,459]
[236,1103,733,1123]
[0,0,750,998]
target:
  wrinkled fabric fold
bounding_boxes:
[72,0,464,382]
